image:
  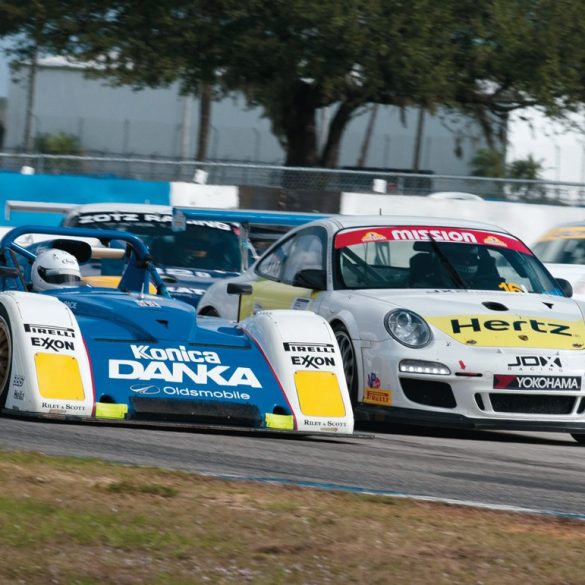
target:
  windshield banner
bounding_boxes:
[75,212,234,231]
[335,226,532,254]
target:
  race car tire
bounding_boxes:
[332,322,358,405]
[0,305,13,409]
[570,434,585,445]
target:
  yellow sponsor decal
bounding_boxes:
[483,235,507,247]
[35,353,85,400]
[427,314,585,349]
[295,371,346,417]
[265,413,294,430]
[361,231,386,242]
[363,388,392,406]
[538,226,585,241]
[95,403,128,419]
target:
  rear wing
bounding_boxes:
[5,200,79,221]
[172,207,329,254]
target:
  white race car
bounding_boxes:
[197,214,585,443]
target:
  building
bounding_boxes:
[4,57,493,175]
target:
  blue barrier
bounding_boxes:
[0,172,171,226]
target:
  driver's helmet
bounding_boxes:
[31,249,81,291]
[442,244,481,277]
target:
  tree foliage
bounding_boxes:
[470,148,506,178]
[471,147,546,199]
[3,0,585,166]
[34,131,83,155]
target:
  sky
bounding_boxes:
[1,51,583,183]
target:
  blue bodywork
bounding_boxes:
[0,225,295,429]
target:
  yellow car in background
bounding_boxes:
[533,223,585,301]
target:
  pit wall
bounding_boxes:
[0,171,582,246]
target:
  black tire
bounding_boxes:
[0,305,13,409]
[571,434,585,445]
[332,323,359,405]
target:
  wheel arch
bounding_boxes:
[328,311,365,402]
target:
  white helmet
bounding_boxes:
[31,249,81,291]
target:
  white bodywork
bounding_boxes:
[241,310,353,433]
[1,292,95,416]
[199,215,585,434]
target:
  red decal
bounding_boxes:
[335,226,531,254]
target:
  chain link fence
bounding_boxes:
[1,152,584,207]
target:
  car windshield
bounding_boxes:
[532,226,585,264]
[334,225,562,294]
[69,212,242,272]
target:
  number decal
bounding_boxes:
[498,282,525,293]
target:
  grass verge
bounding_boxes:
[0,449,582,584]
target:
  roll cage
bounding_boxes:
[0,225,170,297]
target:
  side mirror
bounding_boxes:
[227,282,253,296]
[556,278,573,298]
[292,268,326,290]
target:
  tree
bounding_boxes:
[5,0,457,167]
[34,131,85,173]
[34,131,83,155]
[4,0,585,168]
[470,148,546,200]
[470,148,506,178]
[507,154,547,200]
[449,0,585,149]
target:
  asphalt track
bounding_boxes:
[0,417,584,518]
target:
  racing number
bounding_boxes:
[498,282,525,293]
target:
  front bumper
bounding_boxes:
[361,340,585,432]
[356,404,585,433]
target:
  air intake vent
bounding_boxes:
[482,301,508,311]
[400,378,456,408]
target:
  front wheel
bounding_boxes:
[332,323,358,405]
[571,434,585,445]
[0,306,13,410]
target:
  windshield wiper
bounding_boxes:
[426,236,468,289]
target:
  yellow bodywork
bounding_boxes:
[83,275,157,294]
[427,314,585,349]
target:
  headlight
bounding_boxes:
[384,309,432,348]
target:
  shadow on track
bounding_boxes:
[357,420,580,446]
[5,413,369,445]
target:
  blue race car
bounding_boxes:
[5,202,323,308]
[0,224,354,434]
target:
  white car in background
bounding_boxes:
[532,222,585,301]
[198,214,585,443]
